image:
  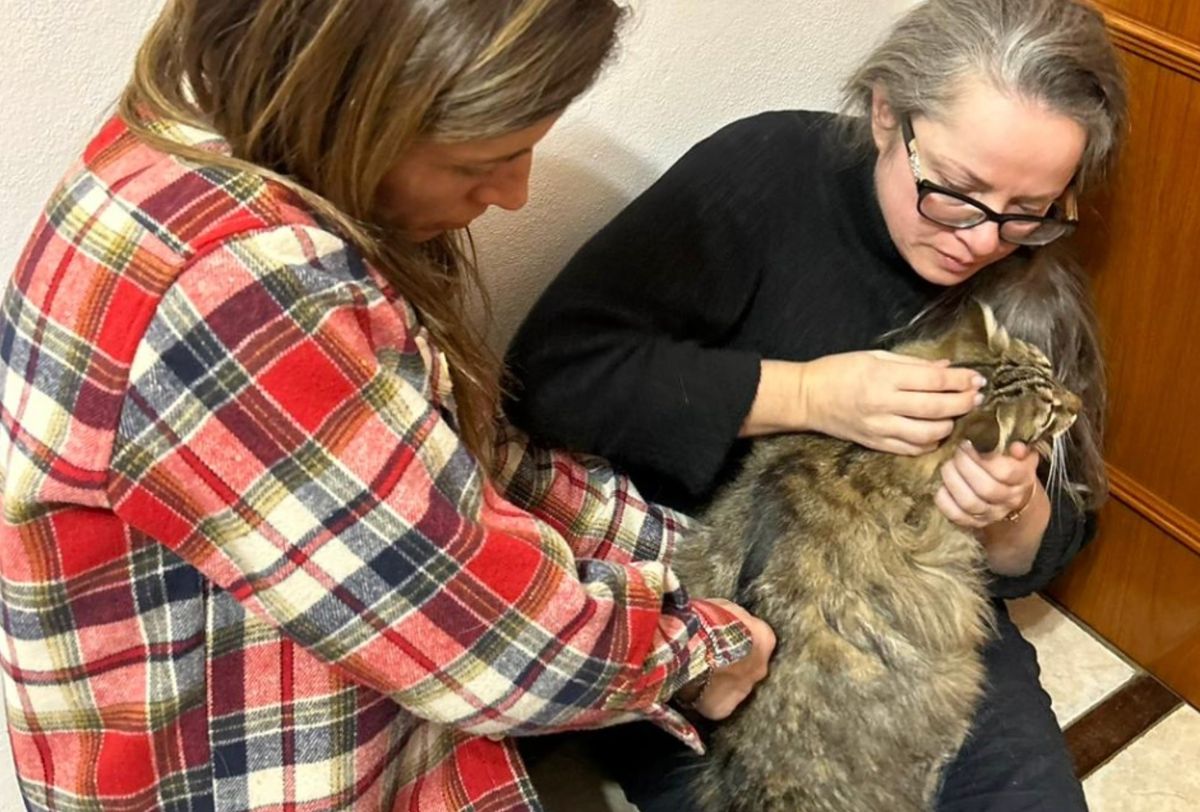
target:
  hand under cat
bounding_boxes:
[936,441,1039,529]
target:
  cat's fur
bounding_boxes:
[672,303,1081,812]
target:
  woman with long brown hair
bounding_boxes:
[0,1,773,809]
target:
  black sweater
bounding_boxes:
[505,110,1094,599]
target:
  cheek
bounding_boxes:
[875,152,919,242]
[988,242,1021,264]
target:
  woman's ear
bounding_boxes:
[871,86,898,152]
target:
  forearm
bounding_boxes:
[740,359,810,437]
[979,481,1051,576]
[492,422,693,566]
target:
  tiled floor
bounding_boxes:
[1012,594,1199,811]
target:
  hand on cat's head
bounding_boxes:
[795,350,983,456]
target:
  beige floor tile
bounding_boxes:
[1083,705,1200,811]
[1007,595,1136,727]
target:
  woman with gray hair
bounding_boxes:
[507,0,1127,808]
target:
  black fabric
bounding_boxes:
[540,602,1084,812]
[506,110,1095,597]
[506,111,935,513]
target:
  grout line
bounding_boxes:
[1059,671,1142,730]
[1082,704,1191,783]
[1063,673,1182,781]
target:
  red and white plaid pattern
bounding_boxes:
[0,116,750,811]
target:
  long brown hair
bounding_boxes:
[841,0,1128,507]
[119,0,624,467]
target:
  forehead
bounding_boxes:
[418,115,562,163]
[919,80,1087,195]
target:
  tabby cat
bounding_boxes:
[672,302,1081,812]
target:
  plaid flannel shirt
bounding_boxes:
[0,116,751,811]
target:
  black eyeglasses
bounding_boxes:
[901,114,1077,247]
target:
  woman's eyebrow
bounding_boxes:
[462,147,533,166]
[927,152,992,191]
[928,153,1058,205]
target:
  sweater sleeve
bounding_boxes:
[505,120,784,501]
[987,488,1098,599]
[109,225,751,739]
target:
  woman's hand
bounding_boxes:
[936,442,1052,576]
[935,441,1039,529]
[682,599,775,721]
[786,351,984,454]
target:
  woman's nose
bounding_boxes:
[957,219,1002,258]
[474,157,533,212]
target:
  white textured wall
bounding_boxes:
[0,1,912,807]
[0,0,165,280]
[473,0,918,349]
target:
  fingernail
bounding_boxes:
[961,440,973,450]
[973,393,984,406]
[973,375,987,388]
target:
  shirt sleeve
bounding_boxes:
[987,488,1098,599]
[108,224,750,738]
[505,120,780,501]
[490,422,695,567]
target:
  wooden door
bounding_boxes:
[1046,0,1200,707]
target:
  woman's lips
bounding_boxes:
[935,249,974,273]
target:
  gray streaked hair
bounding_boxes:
[848,0,1128,508]
[843,0,1127,191]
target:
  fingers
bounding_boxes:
[871,351,951,367]
[960,441,1039,486]
[938,460,995,527]
[888,360,985,395]
[877,438,941,457]
[939,442,1040,527]
[874,416,955,455]
[934,484,990,529]
[892,388,982,421]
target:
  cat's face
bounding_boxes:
[947,304,1081,457]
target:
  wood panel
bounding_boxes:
[1098,0,1200,46]
[1048,2,1200,703]
[1047,499,1200,708]
[1076,39,1200,531]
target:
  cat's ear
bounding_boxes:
[969,300,1010,353]
[959,408,1002,453]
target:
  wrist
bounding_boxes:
[791,359,815,434]
[740,360,808,437]
[981,484,1050,576]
